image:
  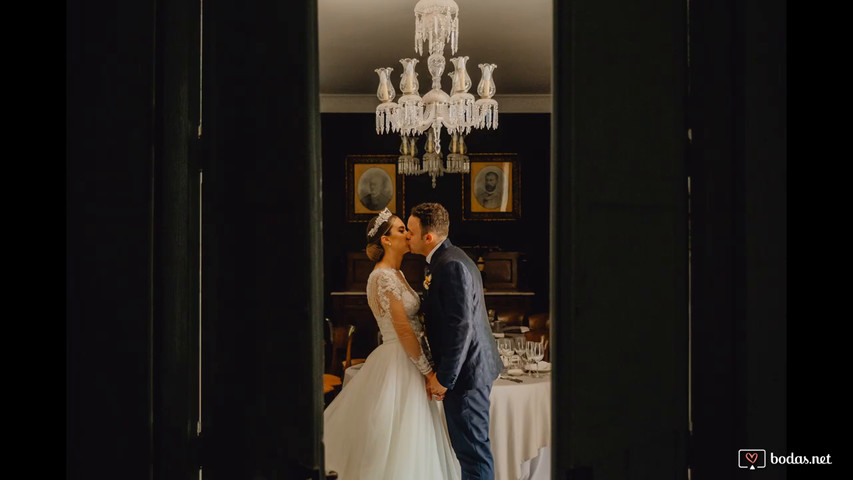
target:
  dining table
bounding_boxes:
[341,363,551,480]
[490,373,551,480]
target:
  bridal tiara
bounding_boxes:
[367,208,394,238]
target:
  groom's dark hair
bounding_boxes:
[410,202,449,238]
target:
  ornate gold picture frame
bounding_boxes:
[462,154,521,221]
[346,155,404,222]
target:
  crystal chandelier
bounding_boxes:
[375,0,499,188]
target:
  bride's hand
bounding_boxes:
[425,371,447,400]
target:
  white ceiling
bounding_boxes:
[318,0,553,113]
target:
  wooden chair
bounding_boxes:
[496,308,526,328]
[327,321,356,379]
[322,319,342,398]
[527,312,549,332]
[346,329,383,371]
[323,320,356,406]
[323,374,342,394]
[524,312,550,361]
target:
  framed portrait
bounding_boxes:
[346,155,404,222]
[462,154,521,221]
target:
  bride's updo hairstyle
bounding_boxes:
[365,208,397,262]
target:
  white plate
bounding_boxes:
[537,363,552,372]
[506,368,524,376]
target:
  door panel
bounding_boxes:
[200,0,325,478]
[553,0,689,478]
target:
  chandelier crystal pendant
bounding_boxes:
[375,0,499,188]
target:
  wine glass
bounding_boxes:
[527,341,544,378]
[512,336,526,357]
[496,338,513,373]
[513,337,530,374]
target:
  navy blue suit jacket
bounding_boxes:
[423,239,503,391]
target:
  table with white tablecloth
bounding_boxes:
[342,363,551,480]
[490,374,551,480]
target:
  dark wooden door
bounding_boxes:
[552,0,690,478]
[199,0,326,478]
[67,0,201,478]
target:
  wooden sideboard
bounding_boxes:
[330,250,534,359]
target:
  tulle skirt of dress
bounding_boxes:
[323,340,461,480]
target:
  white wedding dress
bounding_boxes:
[324,267,461,480]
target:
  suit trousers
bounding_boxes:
[443,381,495,480]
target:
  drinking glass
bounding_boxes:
[509,336,525,373]
[496,337,514,373]
[512,336,526,356]
[507,355,523,375]
[527,341,544,378]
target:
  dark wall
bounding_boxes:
[321,113,552,315]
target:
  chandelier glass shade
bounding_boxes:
[375,0,498,188]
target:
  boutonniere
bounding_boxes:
[423,273,432,291]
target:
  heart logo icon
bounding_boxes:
[745,452,758,464]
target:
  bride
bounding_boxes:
[323,208,461,480]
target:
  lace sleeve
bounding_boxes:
[377,271,433,375]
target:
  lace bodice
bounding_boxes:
[366,267,433,374]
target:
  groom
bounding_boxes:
[407,202,503,479]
